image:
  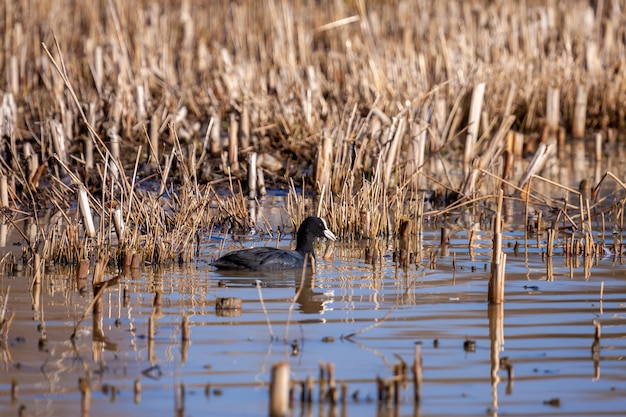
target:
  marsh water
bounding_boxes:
[1,181,626,416]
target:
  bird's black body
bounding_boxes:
[211,217,336,271]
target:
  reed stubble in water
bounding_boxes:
[269,362,290,417]
[488,190,506,304]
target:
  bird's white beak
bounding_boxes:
[320,218,336,241]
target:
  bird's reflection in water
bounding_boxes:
[212,269,333,314]
[295,272,334,314]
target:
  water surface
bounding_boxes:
[1,209,625,417]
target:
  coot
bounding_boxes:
[211,216,336,271]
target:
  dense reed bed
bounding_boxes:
[1,0,625,265]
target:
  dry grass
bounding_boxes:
[1,0,625,264]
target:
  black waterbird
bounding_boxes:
[211,216,336,271]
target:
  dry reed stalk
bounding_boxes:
[112,207,125,243]
[572,85,588,139]
[318,362,326,403]
[547,228,556,257]
[248,152,257,199]
[393,363,402,406]
[50,120,68,166]
[461,115,515,196]
[376,376,385,404]
[77,185,96,238]
[257,167,267,197]
[22,142,39,186]
[108,127,122,176]
[149,114,159,165]
[464,82,486,172]
[488,190,506,304]
[546,87,560,134]
[594,132,603,161]
[326,362,338,405]
[269,361,290,417]
[316,134,333,193]
[210,112,222,156]
[0,175,8,209]
[382,116,407,189]
[412,342,422,404]
[240,101,251,149]
[9,56,19,95]
[0,286,14,345]
[228,112,239,172]
[33,252,42,287]
[518,143,556,192]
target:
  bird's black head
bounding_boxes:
[295,216,336,255]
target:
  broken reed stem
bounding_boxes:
[269,361,290,417]
[77,185,96,238]
[326,362,338,405]
[518,144,555,191]
[316,134,333,192]
[112,207,125,243]
[383,116,406,189]
[0,175,8,208]
[210,113,221,156]
[1,285,12,333]
[248,152,257,199]
[488,189,506,304]
[546,87,560,133]
[33,252,42,287]
[393,363,401,406]
[572,85,587,139]
[228,112,239,172]
[546,228,556,257]
[318,362,326,402]
[149,114,159,165]
[412,342,422,404]
[464,82,486,172]
[83,136,93,173]
[257,167,266,197]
